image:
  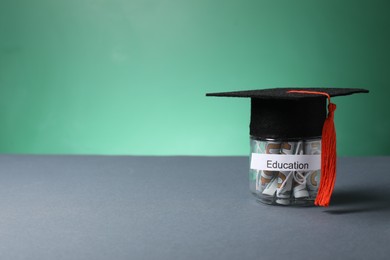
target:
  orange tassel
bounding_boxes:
[315,102,336,206]
[287,90,337,207]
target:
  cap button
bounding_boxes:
[328,103,336,113]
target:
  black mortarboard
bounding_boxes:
[206,87,369,206]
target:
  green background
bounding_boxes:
[0,0,388,156]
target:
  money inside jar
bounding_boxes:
[250,139,321,205]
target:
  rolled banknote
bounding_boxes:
[253,139,266,191]
[304,139,321,198]
[276,142,296,205]
[260,141,281,196]
[249,139,264,193]
[292,142,309,199]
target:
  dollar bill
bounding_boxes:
[304,140,321,198]
[260,141,281,195]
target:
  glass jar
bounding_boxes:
[249,137,321,206]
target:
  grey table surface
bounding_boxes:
[0,155,389,260]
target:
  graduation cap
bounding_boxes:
[206,88,369,206]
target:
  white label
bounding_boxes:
[250,153,321,171]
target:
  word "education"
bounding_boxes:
[266,160,309,170]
